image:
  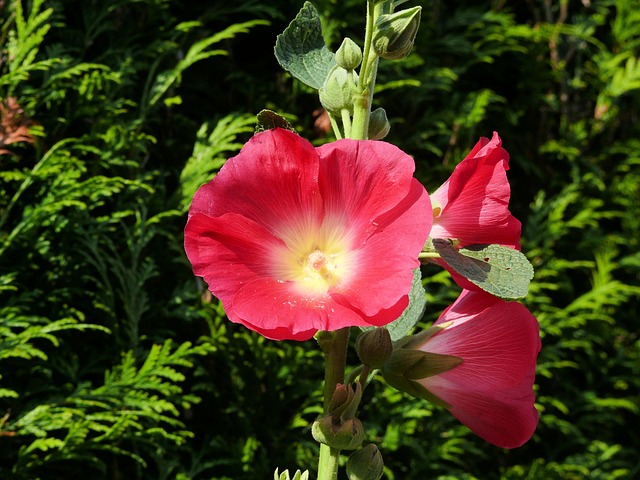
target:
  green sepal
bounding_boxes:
[394,323,451,350]
[387,348,463,380]
[381,369,451,409]
[274,469,309,480]
[312,416,364,450]
[274,2,336,89]
[255,109,296,133]
[433,239,534,300]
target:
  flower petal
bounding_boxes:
[316,140,432,315]
[335,179,432,315]
[316,139,426,240]
[184,212,285,302]
[230,278,409,340]
[189,128,324,244]
[430,132,521,248]
[419,290,541,448]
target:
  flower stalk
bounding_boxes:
[316,328,351,480]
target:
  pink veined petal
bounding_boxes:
[418,290,541,448]
[315,140,432,315]
[423,379,539,448]
[184,211,286,304]
[230,278,409,341]
[316,139,425,240]
[189,128,324,243]
[430,132,521,248]
[334,179,432,315]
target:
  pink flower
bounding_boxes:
[429,132,521,249]
[184,128,432,341]
[413,290,540,448]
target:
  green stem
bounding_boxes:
[315,328,350,479]
[341,108,353,139]
[328,112,343,139]
[351,0,382,140]
[317,445,341,480]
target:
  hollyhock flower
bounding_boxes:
[184,128,432,341]
[385,289,540,448]
[429,132,521,249]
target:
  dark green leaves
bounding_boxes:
[433,239,534,300]
[274,2,336,89]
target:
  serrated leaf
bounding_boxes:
[362,268,426,341]
[433,239,534,300]
[274,2,336,89]
[256,109,296,133]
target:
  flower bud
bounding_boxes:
[312,416,364,450]
[367,107,390,140]
[319,65,358,114]
[336,37,363,71]
[372,6,422,60]
[346,444,384,480]
[274,469,309,480]
[355,327,393,368]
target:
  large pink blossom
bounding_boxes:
[184,128,432,341]
[414,289,540,448]
[429,132,521,249]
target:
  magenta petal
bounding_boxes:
[230,278,390,340]
[419,290,541,448]
[316,140,432,314]
[189,129,324,240]
[184,212,285,302]
[336,179,432,315]
[316,139,427,239]
[430,132,521,248]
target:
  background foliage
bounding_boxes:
[1,0,639,479]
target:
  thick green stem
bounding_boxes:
[315,328,350,479]
[317,445,341,480]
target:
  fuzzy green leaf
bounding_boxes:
[385,268,427,341]
[274,2,336,89]
[433,240,534,300]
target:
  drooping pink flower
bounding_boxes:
[429,132,521,249]
[414,289,540,448]
[184,128,432,341]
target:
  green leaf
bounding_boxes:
[256,109,296,133]
[361,268,426,341]
[274,1,336,89]
[433,240,534,300]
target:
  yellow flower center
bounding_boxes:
[271,217,356,296]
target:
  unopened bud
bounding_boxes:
[312,416,364,450]
[346,444,384,480]
[319,65,358,114]
[356,328,393,368]
[373,6,422,60]
[336,37,363,70]
[367,108,391,140]
[274,469,309,480]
